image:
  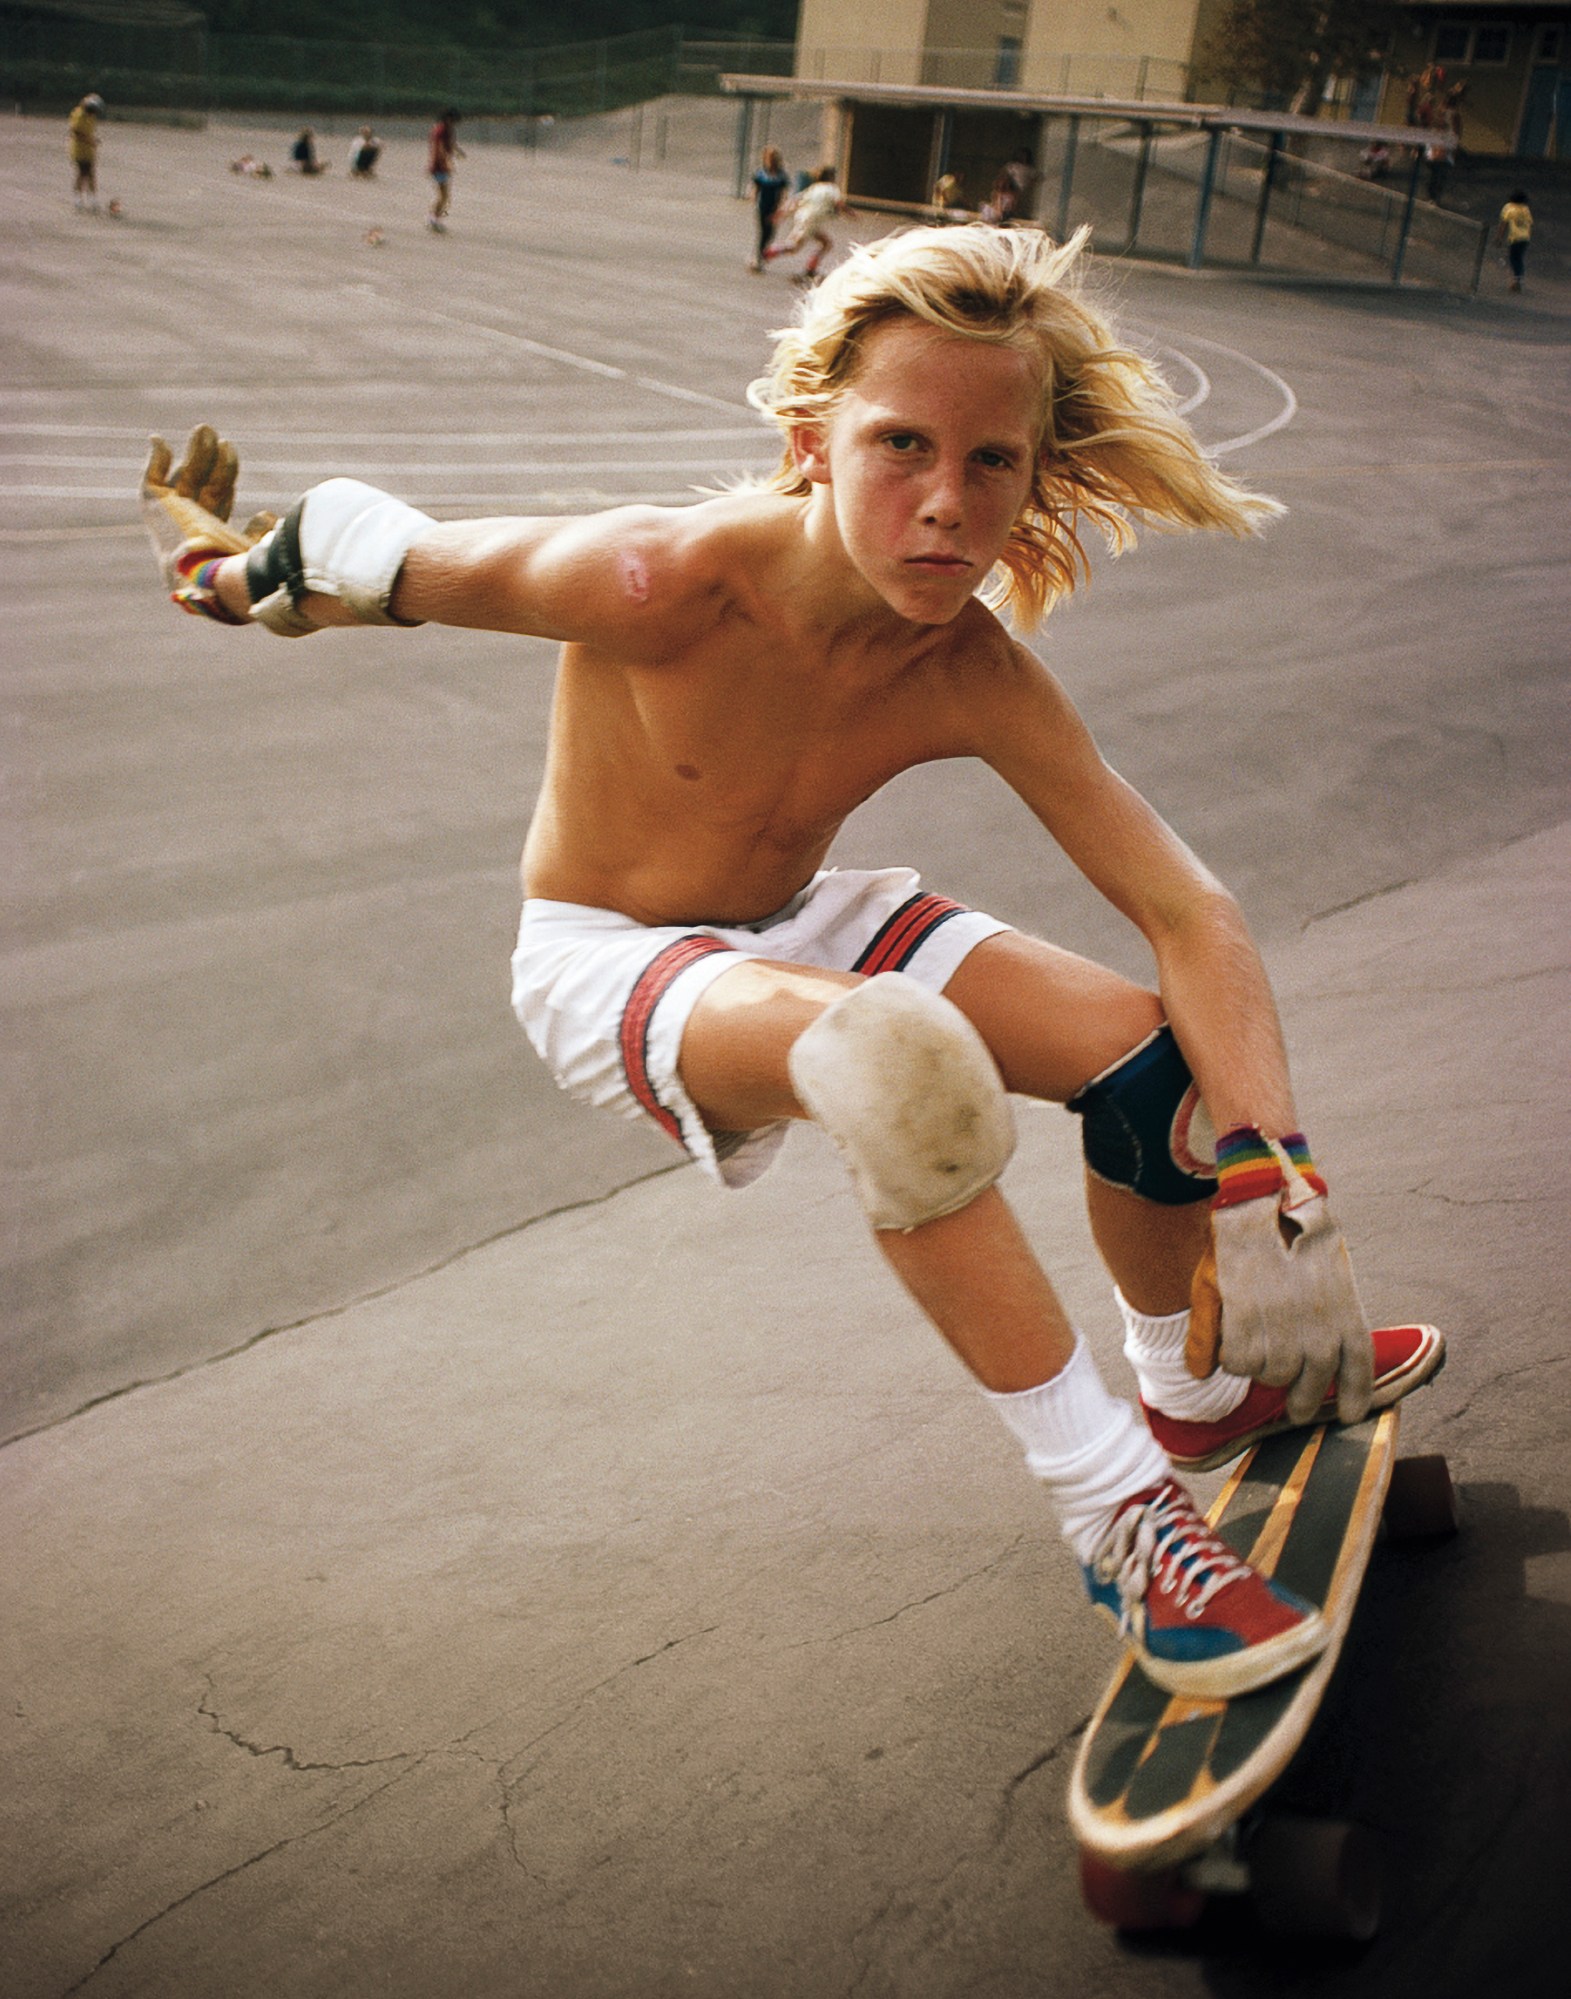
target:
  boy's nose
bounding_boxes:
[920,467,965,529]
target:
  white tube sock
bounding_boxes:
[981,1334,1173,1564]
[1116,1288,1250,1423]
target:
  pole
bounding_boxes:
[733,95,754,199]
[1390,146,1423,283]
[1468,216,1488,293]
[1056,114,1079,242]
[1250,130,1280,265]
[1188,127,1221,269]
[925,108,951,210]
[1127,122,1152,249]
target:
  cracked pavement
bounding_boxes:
[3,115,1569,1999]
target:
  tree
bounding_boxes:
[1197,0,1398,116]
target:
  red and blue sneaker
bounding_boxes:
[1145,1323,1446,1473]
[1084,1480,1328,1699]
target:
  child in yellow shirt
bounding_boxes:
[1497,190,1532,292]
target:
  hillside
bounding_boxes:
[197,2,797,49]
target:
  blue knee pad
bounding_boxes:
[1066,1024,1217,1206]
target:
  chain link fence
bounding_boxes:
[0,17,793,120]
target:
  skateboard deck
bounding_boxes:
[1069,1406,1400,1875]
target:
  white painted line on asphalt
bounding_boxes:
[0,523,147,543]
[0,486,738,508]
[345,284,752,415]
[1152,343,1211,417]
[0,424,774,444]
[1169,331,1299,454]
[1,455,775,477]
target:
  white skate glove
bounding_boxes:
[241,477,435,637]
[1186,1129,1373,1427]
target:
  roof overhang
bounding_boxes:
[721,75,1455,153]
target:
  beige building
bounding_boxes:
[793,0,1571,155]
[795,0,1193,98]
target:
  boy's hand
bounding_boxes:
[141,426,275,623]
[1185,1130,1374,1425]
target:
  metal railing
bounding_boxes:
[1058,121,1489,289]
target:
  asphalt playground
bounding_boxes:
[3,109,1569,1997]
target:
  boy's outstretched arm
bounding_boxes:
[972,641,1375,1425]
[142,425,703,652]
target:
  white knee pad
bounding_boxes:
[786,973,1015,1231]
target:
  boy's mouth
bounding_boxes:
[906,553,971,574]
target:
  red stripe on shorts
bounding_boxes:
[852,892,968,976]
[619,935,736,1148]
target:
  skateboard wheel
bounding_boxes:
[1383,1454,1460,1541]
[1077,1849,1205,1931]
[1249,1815,1382,1940]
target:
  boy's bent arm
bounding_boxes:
[973,643,1296,1130]
[975,640,1373,1424]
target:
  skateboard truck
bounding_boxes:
[1080,1811,1385,1940]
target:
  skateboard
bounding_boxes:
[1069,1371,1457,1939]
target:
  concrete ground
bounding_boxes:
[2,112,1568,1997]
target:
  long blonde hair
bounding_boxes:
[747,224,1282,627]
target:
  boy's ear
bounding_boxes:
[789,423,832,485]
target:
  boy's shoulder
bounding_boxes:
[624,486,799,575]
[565,486,800,636]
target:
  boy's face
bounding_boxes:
[793,316,1041,626]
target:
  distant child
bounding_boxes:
[749,144,790,273]
[981,148,1035,226]
[349,127,382,179]
[428,109,464,232]
[68,92,104,210]
[766,164,852,283]
[1357,140,1390,182]
[1497,189,1532,292]
[291,129,327,176]
[931,170,964,222]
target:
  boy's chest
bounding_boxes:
[623,644,965,819]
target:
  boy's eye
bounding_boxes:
[977,449,1015,470]
[885,434,919,452]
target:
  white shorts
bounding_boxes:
[511,866,1011,1190]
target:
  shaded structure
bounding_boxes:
[723,74,1487,290]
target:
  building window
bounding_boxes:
[1537,26,1563,62]
[995,36,1022,88]
[1433,22,1513,67]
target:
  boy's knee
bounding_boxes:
[788,973,1015,1230]
[1066,1023,1217,1206]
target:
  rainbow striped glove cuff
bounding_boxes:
[1212,1127,1328,1209]
[170,548,247,625]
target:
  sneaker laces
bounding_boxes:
[1096,1483,1257,1628]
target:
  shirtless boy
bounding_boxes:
[142,225,1442,1701]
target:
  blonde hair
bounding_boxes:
[746,224,1282,627]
